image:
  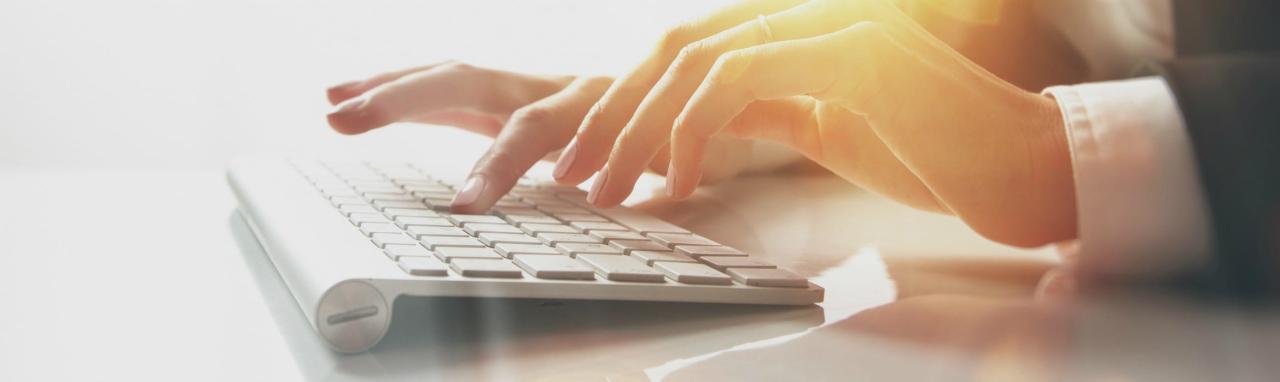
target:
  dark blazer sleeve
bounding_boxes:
[1153,55,1280,297]
[1143,0,1280,297]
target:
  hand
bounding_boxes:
[556,0,1076,247]
[323,62,761,214]
[325,61,606,214]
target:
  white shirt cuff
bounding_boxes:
[1044,77,1214,278]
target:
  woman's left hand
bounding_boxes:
[563,0,1077,247]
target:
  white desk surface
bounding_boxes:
[3,1,1277,380]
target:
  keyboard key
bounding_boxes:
[513,255,595,280]
[419,235,485,249]
[674,245,748,258]
[374,200,428,210]
[357,186,404,195]
[393,216,452,228]
[321,189,359,198]
[519,223,580,234]
[406,226,468,237]
[569,221,628,232]
[358,223,402,236]
[403,184,453,193]
[413,190,456,199]
[370,233,417,248]
[608,239,670,254]
[536,233,602,246]
[699,256,776,271]
[648,233,720,247]
[384,208,439,218]
[494,200,532,209]
[329,196,367,206]
[434,247,503,261]
[654,262,732,285]
[584,206,690,234]
[446,214,507,225]
[520,196,564,206]
[577,254,665,283]
[397,256,449,276]
[462,223,523,235]
[339,204,379,216]
[552,213,610,223]
[536,204,589,214]
[588,230,647,242]
[532,199,578,208]
[494,243,562,258]
[422,198,453,211]
[349,180,398,188]
[449,258,524,278]
[491,207,542,216]
[555,243,624,256]
[726,268,809,288]
[366,193,417,202]
[383,244,432,260]
[630,251,698,265]
[348,213,391,225]
[477,232,542,246]
[503,214,562,225]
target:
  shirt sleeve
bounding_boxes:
[1043,76,1215,278]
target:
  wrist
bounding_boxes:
[1027,93,1078,242]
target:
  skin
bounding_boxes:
[324,63,766,215]
[325,0,1078,248]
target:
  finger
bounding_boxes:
[666,23,898,200]
[450,77,613,214]
[590,0,877,206]
[551,0,806,186]
[326,62,570,135]
[326,61,458,105]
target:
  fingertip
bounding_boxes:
[672,169,701,200]
[593,172,635,208]
[552,138,579,182]
[665,161,697,200]
[586,168,608,206]
[449,173,514,215]
[326,80,364,105]
[326,97,377,135]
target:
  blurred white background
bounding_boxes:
[0,0,730,170]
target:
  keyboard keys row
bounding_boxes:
[307,161,812,288]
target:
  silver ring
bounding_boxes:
[756,14,774,43]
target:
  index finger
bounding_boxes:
[449,77,613,214]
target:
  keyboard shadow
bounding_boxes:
[228,211,825,381]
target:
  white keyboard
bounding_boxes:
[228,158,822,352]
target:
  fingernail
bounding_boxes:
[553,139,579,180]
[329,96,366,115]
[328,80,363,91]
[587,168,609,205]
[453,175,487,206]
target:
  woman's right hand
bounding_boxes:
[325,62,610,214]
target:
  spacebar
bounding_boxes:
[557,193,689,234]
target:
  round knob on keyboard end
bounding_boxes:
[316,280,392,353]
